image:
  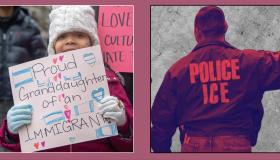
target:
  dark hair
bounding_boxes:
[195,6,227,37]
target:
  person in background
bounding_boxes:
[0,6,47,151]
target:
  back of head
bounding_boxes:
[195,6,227,37]
[48,5,99,55]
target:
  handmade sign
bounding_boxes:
[98,6,133,73]
[9,46,118,152]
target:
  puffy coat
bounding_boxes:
[0,6,47,101]
[151,40,280,152]
[0,68,133,152]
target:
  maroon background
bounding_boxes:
[0,0,279,160]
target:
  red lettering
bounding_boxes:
[220,82,229,103]
[216,60,222,81]
[189,63,199,83]
[202,84,208,104]
[221,60,231,80]
[202,82,230,105]
[209,61,217,82]
[199,62,209,83]
[209,83,219,104]
[191,59,240,105]
[231,59,240,80]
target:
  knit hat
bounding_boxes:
[48,5,99,55]
[194,6,227,36]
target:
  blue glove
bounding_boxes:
[98,96,127,126]
[7,104,33,134]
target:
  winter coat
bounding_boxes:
[151,40,280,152]
[0,6,47,101]
[0,68,133,152]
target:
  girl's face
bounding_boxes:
[54,32,91,54]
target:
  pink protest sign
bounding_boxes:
[98,6,133,73]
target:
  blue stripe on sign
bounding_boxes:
[96,127,104,138]
[15,78,33,88]
[12,68,32,76]
[74,105,79,116]
[83,53,93,58]
[43,111,63,119]
[89,100,94,112]
[64,76,71,81]
[46,116,65,125]
[84,57,95,61]
[110,124,118,135]
[73,78,81,81]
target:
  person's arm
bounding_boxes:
[28,18,48,59]
[151,71,178,152]
[104,70,133,135]
[97,70,133,152]
[0,119,21,152]
[240,49,280,146]
[0,104,32,152]
[254,50,280,91]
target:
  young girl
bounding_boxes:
[0,6,133,152]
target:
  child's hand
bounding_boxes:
[7,104,33,134]
[98,96,127,126]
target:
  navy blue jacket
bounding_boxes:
[0,7,47,101]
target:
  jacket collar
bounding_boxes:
[192,40,236,52]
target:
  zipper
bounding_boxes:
[0,32,6,98]
[2,33,6,62]
[1,32,6,73]
[3,33,6,40]
[2,32,6,73]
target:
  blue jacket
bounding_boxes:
[0,7,47,101]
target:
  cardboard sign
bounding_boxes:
[98,6,133,73]
[9,46,118,152]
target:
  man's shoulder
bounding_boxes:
[242,49,260,54]
[242,49,278,59]
[168,52,193,78]
[13,7,40,32]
